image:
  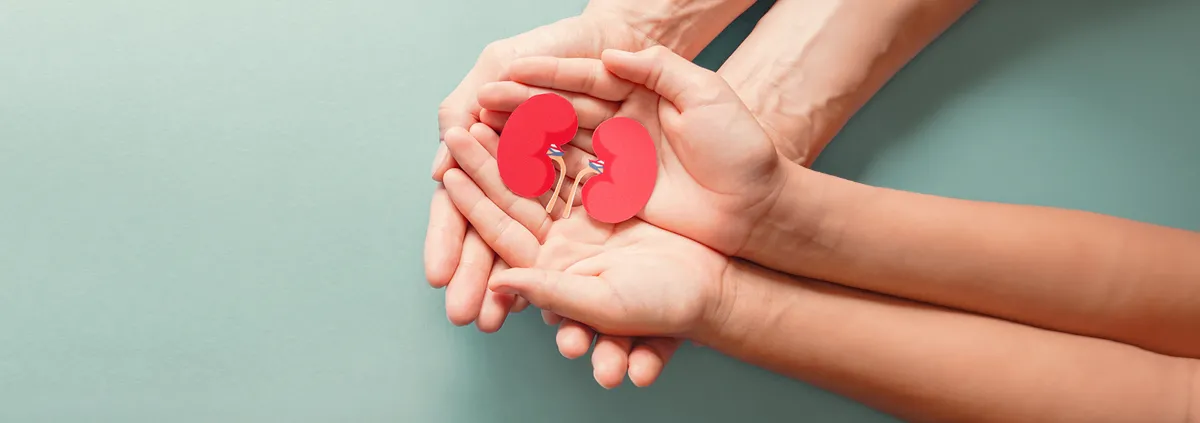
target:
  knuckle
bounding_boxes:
[582,69,598,95]
[481,40,514,61]
[437,102,461,125]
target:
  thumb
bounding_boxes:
[490,268,615,326]
[600,46,734,112]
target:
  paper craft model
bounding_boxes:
[497,93,657,224]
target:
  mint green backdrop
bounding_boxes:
[2,1,1196,421]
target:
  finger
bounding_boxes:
[431,143,458,181]
[506,57,637,102]
[478,81,620,129]
[468,122,501,158]
[479,109,509,132]
[591,335,633,389]
[511,296,531,313]
[444,228,493,326]
[601,47,734,112]
[443,127,553,240]
[436,66,491,180]
[476,258,515,333]
[564,129,595,159]
[424,186,465,288]
[490,268,616,326]
[439,76,486,135]
[556,319,595,359]
[628,338,683,387]
[542,309,563,326]
[442,169,540,268]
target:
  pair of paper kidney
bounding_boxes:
[498,93,657,224]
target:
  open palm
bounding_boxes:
[441,122,726,389]
[478,47,787,254]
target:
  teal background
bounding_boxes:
[1,0,1197,421]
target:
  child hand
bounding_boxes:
[477,46,792,255]
[443,125,718,388]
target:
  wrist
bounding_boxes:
[691,258,754,345]
[736,162,880,276]
[583,0,757,59]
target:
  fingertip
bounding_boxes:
[556,323,593,359]
[486,268,524,292]
[424,255,453,288]
[593,362,623,390]
[443,125,470,141]
[468,122,493,138]
[477,81,529,113]
[440,167,469,189]
[627,353,662,387]
[442,126,474,152]
[592,336,632,389]
[446,303,479,327]
[600,48,635,62]
[510,296,530,313]
[475,291,513,334]
[478,108,510,130]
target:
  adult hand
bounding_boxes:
[427,12,654,330]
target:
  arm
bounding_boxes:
[698,260,1197,423]
[719,0,977,166]
[739,162,1200,357]
[586,0,758,60]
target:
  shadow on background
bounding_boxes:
[813,0,1152,181]
[452,312,888,423]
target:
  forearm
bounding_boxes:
[697,260,1196,423]
[744,162,1200,357]
[585,0,757,59]
[718,0,976,165]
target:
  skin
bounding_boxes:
[719,0,978,165]
[427,0,754,331]
[439,47,786,385]
[493,48,1200,359]
[445,47,1200,421]
[427,0,976,331]
[742,160,1200,358]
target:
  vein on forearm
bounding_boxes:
[719,0,978,165]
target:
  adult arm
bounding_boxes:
[739,161,1200,357]
[719,0,977,166]
[698,259,1197,423]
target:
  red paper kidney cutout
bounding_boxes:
[497,93,578,198]
[579,117,657,223]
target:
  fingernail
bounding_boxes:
[431,142,448,176]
